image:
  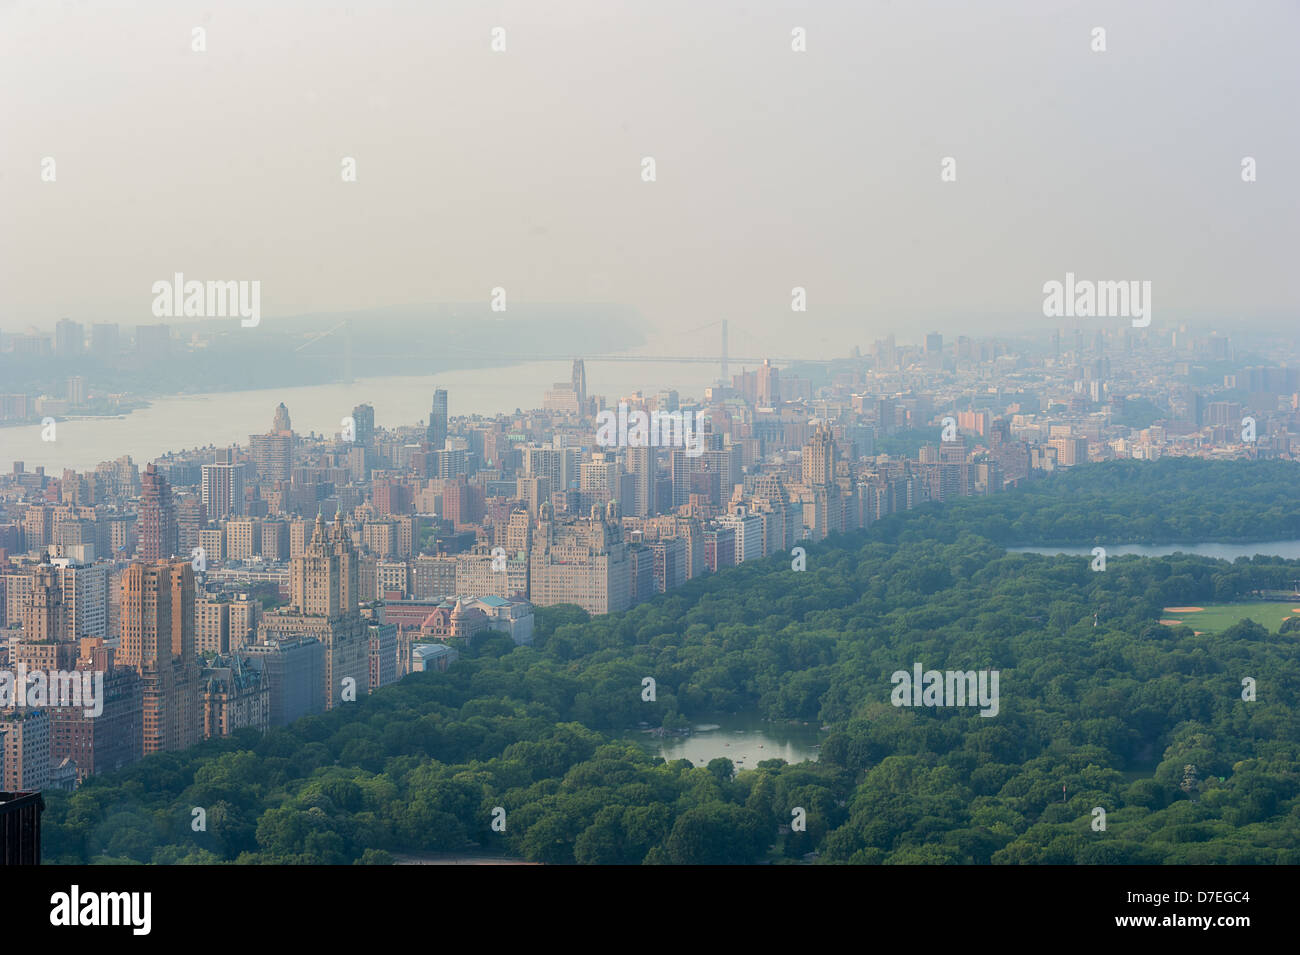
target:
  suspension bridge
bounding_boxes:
[292,318,833,384]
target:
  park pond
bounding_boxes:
[625,713,824,768]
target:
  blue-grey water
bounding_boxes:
[1010,542,1300,560]
[627,713,823,767]
[2,358,719,473]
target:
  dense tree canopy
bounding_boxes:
[41,459,1300,864]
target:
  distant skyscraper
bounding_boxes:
[272,402,291,433]
[544,362,588,416]
[572,360,587,408]
[66,376,87,406]
[138,463,177,561]
[54,318,84,358]
[427,389,448,449]
[925,332,944,370]
[352,403,375,445]
[756,360,780,406]
[250,404,293,482]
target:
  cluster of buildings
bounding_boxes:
[0,507,489,792]
[3,323,1299,794]
[0,318,138,421]
[0,448,533,792]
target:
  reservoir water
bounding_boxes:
[1010,542,1300,561]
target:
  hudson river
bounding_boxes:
[2,359,718,473]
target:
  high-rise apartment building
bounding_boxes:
[523,444,577,496]
[250,404,294,482]
[224,518,262,560]
[260,519,290,561]
[138,463,177,561]
[243,638,325,727]
[756,360,780,407]
[48,643,142,783]
[801,425,836,488]
[259,513,369,711]
[936,435,971,499]
[195,595,231,655]
[625,447,654,518]
[581,452,620,508]
[54,318,84,358]
[718,507,764,564]
[529,504,631,615]
[119,561,201,755]
[0,708,50,792]
[228,594,261,652]
[351,404,375,445]
[51,558,109,644]
[176,496,206,554]
[202,450,245,519]
[1048,435,1089,468]
[427,389,448,450]
[455,546,528,600]
[18,563,66,647]
[412,554,458,599]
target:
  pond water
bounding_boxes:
[626,712,823,767]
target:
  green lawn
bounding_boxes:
[1161,602,1300,634]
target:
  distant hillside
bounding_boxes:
[1,303,644,397]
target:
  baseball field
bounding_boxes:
[1160,602,1300,634]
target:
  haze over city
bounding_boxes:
[4,0,1299,352]
[1,2,1297,932]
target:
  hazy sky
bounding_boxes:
[3,0,1297,356]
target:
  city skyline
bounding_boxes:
[3,0,1298,909]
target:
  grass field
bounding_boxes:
[1161,602,1300,634]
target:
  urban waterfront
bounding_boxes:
[6,0,1300,912]
[1,358,717,473]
